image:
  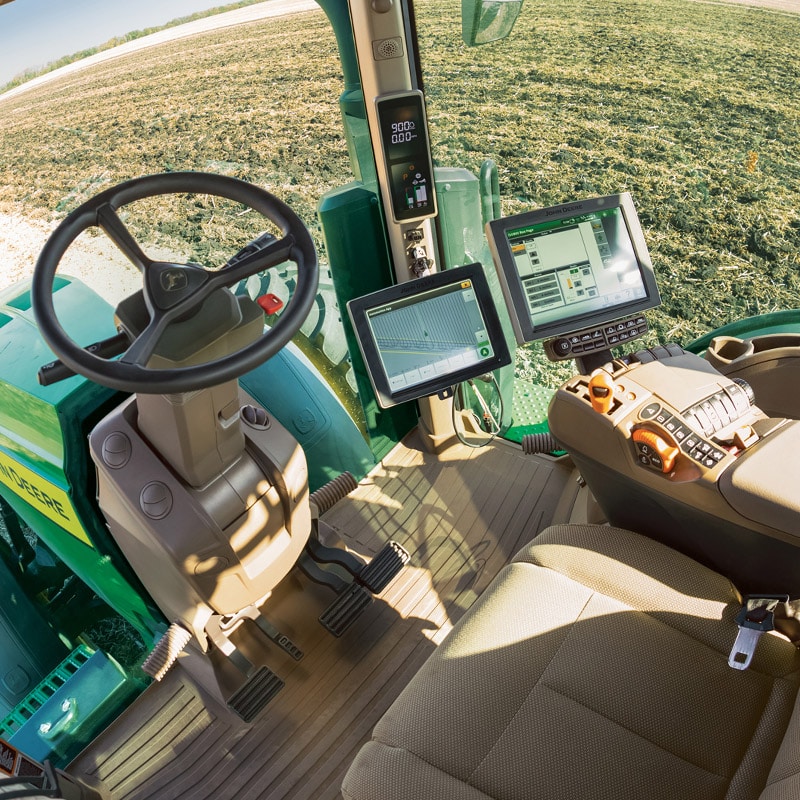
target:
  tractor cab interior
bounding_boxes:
[27,175,800,800]
[1,1,798,798]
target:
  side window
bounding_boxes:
[0,497,147,768]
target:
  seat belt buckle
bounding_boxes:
[728,594,789,671]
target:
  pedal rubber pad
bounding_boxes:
[227,665,284,722]
[319,583,373,637]
[358,541,410,594]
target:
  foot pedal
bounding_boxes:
[227,665,284,722]
[358,541,410,594]
[319,583,373,637]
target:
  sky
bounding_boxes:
[0,0,241,85]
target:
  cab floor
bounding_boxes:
[68,430,573,800]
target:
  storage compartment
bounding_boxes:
[706,334,800,418]
[718,420,800,533]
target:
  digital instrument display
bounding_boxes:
[375,91,437,223]
[347,264,510,408]
[486,193,660,344]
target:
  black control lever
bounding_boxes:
[38,331,130,386]
[223,231,278,269]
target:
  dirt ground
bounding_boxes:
[713,0,799,9]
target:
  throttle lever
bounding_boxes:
[588,369,616,414]
[38,331,130,386]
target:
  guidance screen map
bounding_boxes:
[366,279,494,394]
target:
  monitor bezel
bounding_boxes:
[347,263,511,409]
[486,192,661,344]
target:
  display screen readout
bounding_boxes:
[376,92,435,221]
[505,206,647,331]
[365,278,494,393]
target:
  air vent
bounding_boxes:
[372,37,404,61]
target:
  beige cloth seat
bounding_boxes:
[342,524,800,800]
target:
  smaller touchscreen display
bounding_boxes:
[347,264,510,408]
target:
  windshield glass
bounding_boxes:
[416,0,799,385]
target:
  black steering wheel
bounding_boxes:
[32,172,318,394]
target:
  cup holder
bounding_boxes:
[706,332,800,375]
[705,336,755,369]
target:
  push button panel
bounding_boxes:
[544,313,648,361]
[634,393,749,475]
[682,383,752,438]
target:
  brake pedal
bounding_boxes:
[358,541,410,594]
[206,614,285,720]
[319,583,373,637]
[227,665,284,722]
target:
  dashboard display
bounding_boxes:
[486,193,660,344]
[375,91,437,223]
[347,264,510,408]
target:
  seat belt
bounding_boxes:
[729,595,789,670]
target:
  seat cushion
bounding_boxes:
[342,524,800,800]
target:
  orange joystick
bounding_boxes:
[588,370,616,414]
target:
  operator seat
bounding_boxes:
[342,524,800,800]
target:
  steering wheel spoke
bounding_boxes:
[31,172,319,394]
[97,203,153,272]
[118,318,166,368]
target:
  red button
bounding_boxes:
[257,294,284,315]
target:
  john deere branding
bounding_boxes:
[160,268,188,292]
[0,449,92,547]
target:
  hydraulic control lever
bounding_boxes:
[588,369,616,414]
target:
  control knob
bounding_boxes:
[731,377,755,406]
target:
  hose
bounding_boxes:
[521,432,562,455]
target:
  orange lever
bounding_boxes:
[588,370,616,414]
[632,429,680,473]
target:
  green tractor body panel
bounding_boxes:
[0,553,69,720]
[687,310,800,353]
[318,182,418,461]
[0,277,165,642]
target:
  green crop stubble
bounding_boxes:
[0,0,797,383]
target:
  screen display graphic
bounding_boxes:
[487,193,660,344]
[367,279,492,394]
[506,206,645,328]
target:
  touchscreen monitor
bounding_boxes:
[486,193,660,344]
[347,264,510,408]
